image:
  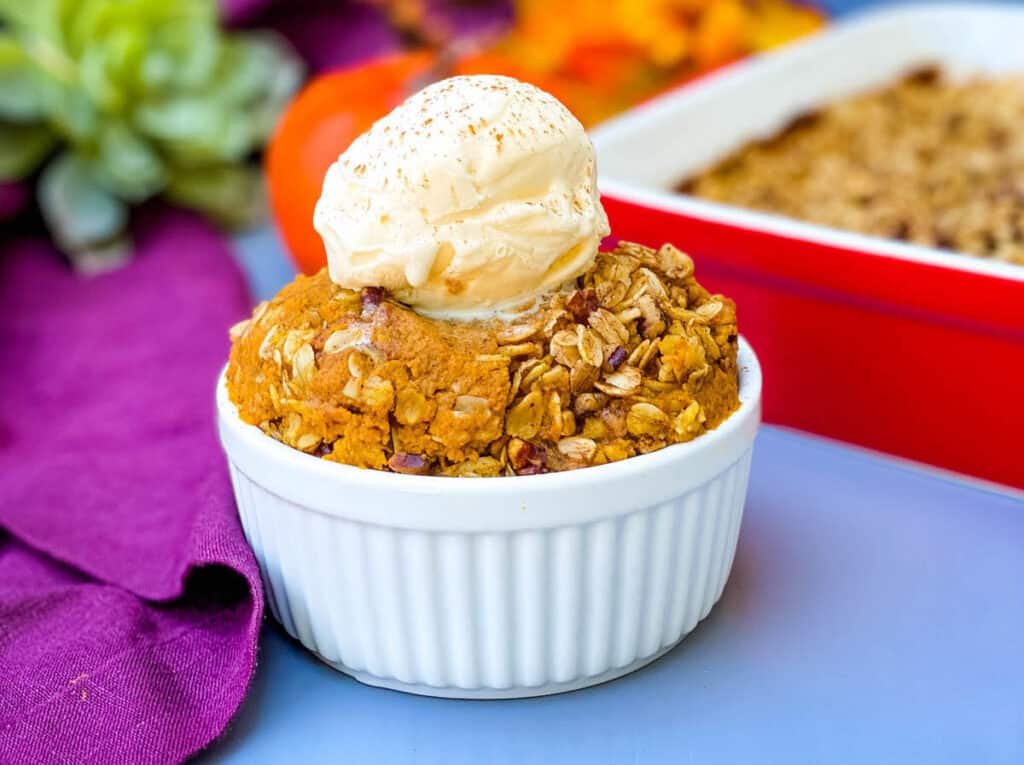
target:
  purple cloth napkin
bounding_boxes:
[223,0,513,73]
[0,181,27,222]
[0,209,261,763]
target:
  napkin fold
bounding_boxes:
[0,209,261,764]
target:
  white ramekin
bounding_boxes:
[217,338,761,698]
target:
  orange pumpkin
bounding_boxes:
[265,52,434,274]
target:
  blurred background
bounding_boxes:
[2,0,1021,489]
[2,0,1024,491]
[0,0,826,278]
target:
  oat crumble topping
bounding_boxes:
[226,242,739,476]
[682,68,1024,264]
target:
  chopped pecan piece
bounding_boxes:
[360,286,383,316]
[607,345,627,370]
[388,452,430,475]
[508,438,547,474]
[566,288,599,323]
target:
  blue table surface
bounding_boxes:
[207,2,1024,756]
[203,426,1023,764]
[210,229,1024,764]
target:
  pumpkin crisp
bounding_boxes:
[226,242,739,476]
[682,68,1024,264]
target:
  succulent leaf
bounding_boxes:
[165,163,266,230]
[94,120,166,200]
[0,35,47,121]
[37,151,130,270]
[0,122,57,179]
[0,0,303,264]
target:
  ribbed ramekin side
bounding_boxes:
[228,448,751,695]
[229,463,283,628]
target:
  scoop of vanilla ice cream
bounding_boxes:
[313,75,610,316]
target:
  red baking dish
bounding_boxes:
[591,3,1024,488]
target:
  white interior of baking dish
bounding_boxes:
[591,3,1024,283]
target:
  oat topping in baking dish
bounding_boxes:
[681,67,1024,264]
[226,241,739,476]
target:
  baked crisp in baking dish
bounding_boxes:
[226,242,739,476]
[682,68,1024,264]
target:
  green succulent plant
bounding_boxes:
[0,0,303,271]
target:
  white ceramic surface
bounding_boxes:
[217,339,761,698]
[591,2,1024,285]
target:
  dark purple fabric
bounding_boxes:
[229,0,401,72]
[223,0,513,74]
[424,0,514,42]
[220,0,276,24]
[0,209,261,764]
[0,181,27,222]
